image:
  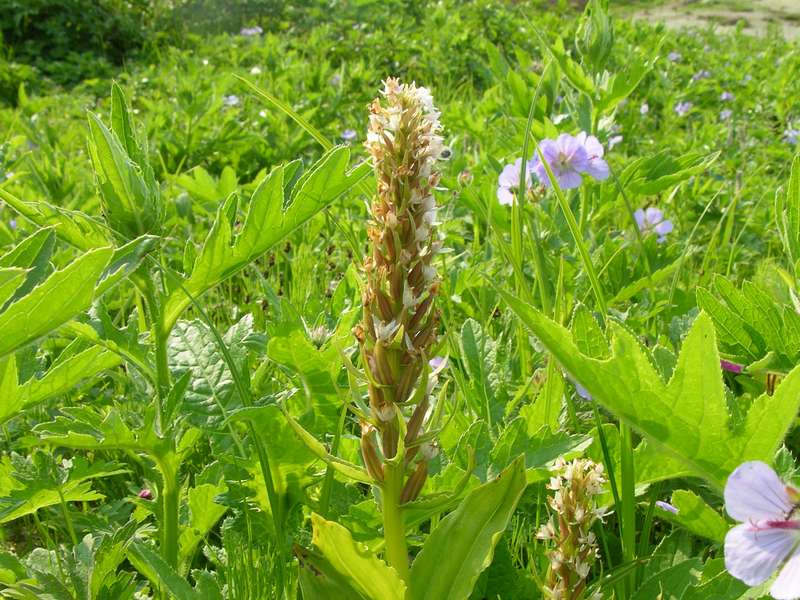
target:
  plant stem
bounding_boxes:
[159,460,180,572]
[382,461,409,582]
[619,422,636,596]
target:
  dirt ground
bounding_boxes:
[619,0,800,40]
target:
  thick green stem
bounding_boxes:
[159,461,180,573]
[382,462,409,582]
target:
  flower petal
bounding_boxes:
[725,461,793,522]
[582,134,605,159]
[497,186,514,206]
[654,219,674,236]
[634,208,646,230]
[725,523,797,586]
[498,161,521,188]
[585,157,609,181]
[557,169,583,190]
[772,547,800,600]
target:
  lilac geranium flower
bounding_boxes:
[720,109,733,121]
[668,51,681,62]
[675,101,693,117]
[341,129,357,142]
[721,91,734,102]
[784,129,800,145]
[634,207,673,243]
[640,102,650,115]
[496,158,533,206]
[529,132,609,190]
[330,74,341,87]
[223,95,240,107]
[8,219,17,230]
[724,461,800,598]
[692,70,712,81]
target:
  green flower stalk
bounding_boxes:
[537,458,605,600]
[354,78,445,579]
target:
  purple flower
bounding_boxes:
[341,129,357,142]
[741,74,752,84]
[138,488,153,500]
[668,51,682,62]
[784,129,800,145]
[634,207,673,242]
[720,359,743,374]
[656,500,679,514]
[674,101,693,117]
[640,102,650,115]
[720,91,734,102]
[330,74,341,87]
[720,109,733,121]
[496,158,532,205]
[692,70,712,82]
[240,25,263,37]
[8,219,16,230]
[724,461,800,597]
[529,132,609,190]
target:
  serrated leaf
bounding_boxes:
[0,247,113,359]
[0,187,110,251]
[127,541,200,600]
[407,456,526,600]
[161,145,370,332]
[499,288,800,490]
[0,345,121,425]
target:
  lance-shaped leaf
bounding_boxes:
[407,456,527,600]
[498,288,800,490]
[161,145,370,332]
[0,247,113,359]
[0,346,122,425]
[0,187,110,251]
[301,514,406,600]
[128,541,200,600]
[775,155,800,267]
[0,227,55,307]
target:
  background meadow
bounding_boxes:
[1,0,800,598]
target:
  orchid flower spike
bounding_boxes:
[724,461,800,599]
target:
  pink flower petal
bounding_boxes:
[725,461,793,522]
[772,547,800,599]
[725,523,798,586]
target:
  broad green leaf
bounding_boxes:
[168,317,251,428]
[0,187,110,251]
[658,489,728,543]
[407,456,527,600]
[630,558,703,600]
[0,268,27,308]
[498,288,800,490]
[615,151,719,197]
[161,145,370,332]
[178,483,228,574]
[305,514,405,600]
[0,227,55,306]
[128,541,199,600]
[775,155,800,266]
[0,247,113,359]
[0,345,121,424]
[0,457,127,524]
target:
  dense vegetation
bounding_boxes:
[1,0,800,598]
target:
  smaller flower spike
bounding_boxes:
[724,461,800,599]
